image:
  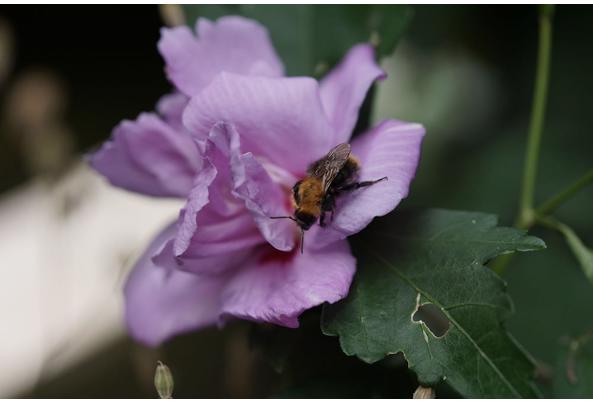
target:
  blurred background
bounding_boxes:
[0,4,591,398]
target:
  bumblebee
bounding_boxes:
[272,143,387,252]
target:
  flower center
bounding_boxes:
[258,243,298,264]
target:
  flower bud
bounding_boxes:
[154,361,174,399]
[413,385,435,399]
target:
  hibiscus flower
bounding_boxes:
[90,16,425,346]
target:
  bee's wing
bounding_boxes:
[308,143,351,192]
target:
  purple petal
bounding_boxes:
[89,113,201,197]
[233,152,296,251]
[173,161,218,256]
[169,124,270,261]
[153,228,256,276]
[183,72,334,175]
[156,92,189,132]
[220,240,356,327]
[176,207,263,263]
[320,44,386,144]
[158,16,284,96]
[124,222,226,346]
[209,122,296,251]
[314,120,425,248]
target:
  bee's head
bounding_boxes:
[295,209,316,230]
[269,211,314,254]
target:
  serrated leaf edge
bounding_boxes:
[369,248,524,398]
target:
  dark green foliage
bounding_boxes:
[322,209,545,398]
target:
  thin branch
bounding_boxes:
[535,168,593,216]
[493,6,554,275]
[517,5,554,228]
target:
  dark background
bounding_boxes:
[0,5,591,398]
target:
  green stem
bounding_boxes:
[492,6,554,275]
[535,168,593,216]
[517,5,554,228]
[534,214,562,232]
[535,214,593,284]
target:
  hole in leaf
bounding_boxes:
[412,303,450,338]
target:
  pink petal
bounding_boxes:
[209,122,296,251]
[158,16,284,96]
[220,240,356,327]
[124,222,226,346]
[320,44,386,144]
[313,120,425,248]
[89,113,201,197]
[183,72,334,175]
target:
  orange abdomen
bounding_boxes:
[295,178,323,217]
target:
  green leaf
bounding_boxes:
[554,332,593,398]
[182,4,241,25]
[321,209,545,398]
[181,5,413,76]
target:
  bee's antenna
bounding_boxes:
[300,228,304,254]
[270,216,297,222]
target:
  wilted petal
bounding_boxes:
[124,222,225,347]
[209,122,295,251]
[220,240,356,327]
[183,73,334,175]
[89,113,201,197]
[158,16,284,96]
[313,120,425,248]
[320,44,386,144]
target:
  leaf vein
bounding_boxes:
[369,247,522,398]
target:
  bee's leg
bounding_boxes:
[328,196,336,223]
[320,193,336,228]
[339,176,388,192]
